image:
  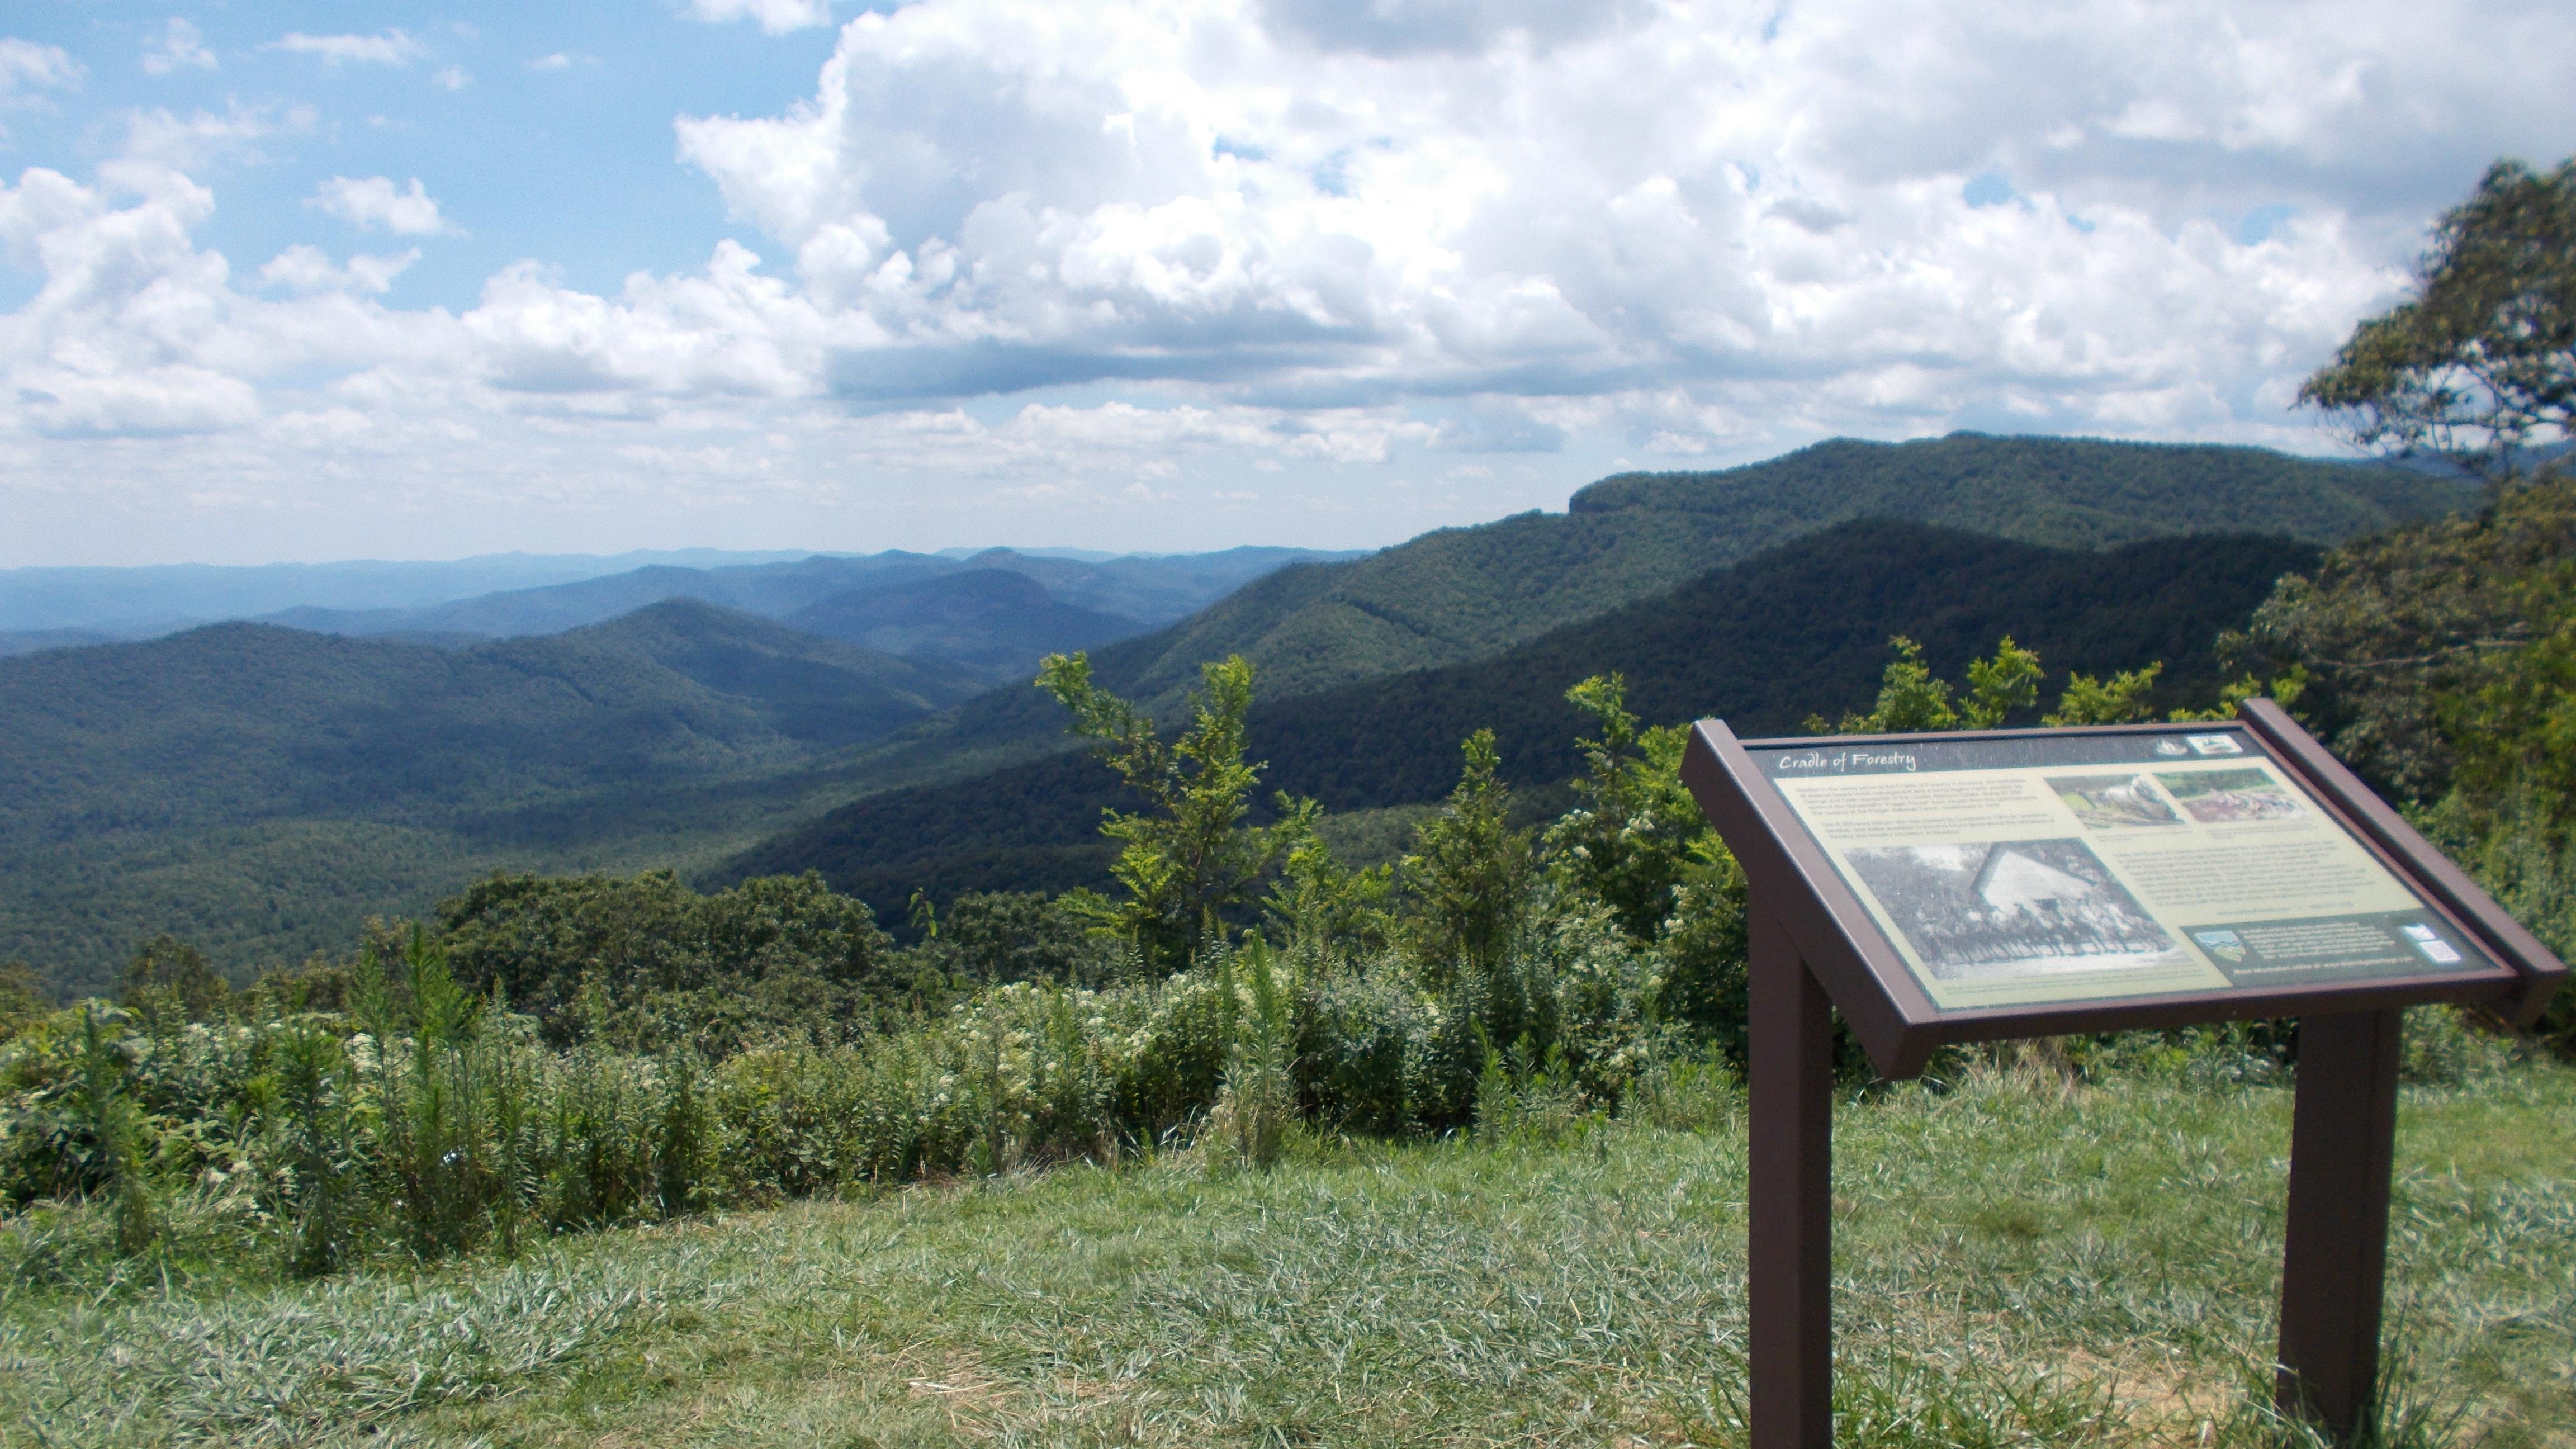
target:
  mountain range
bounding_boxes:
[0,545,1363,663]
[1086,431,2460,709]
[0,602,1001,996]
[253,545,1353,654]
[779,432,2473,809]
[726,519,2324,912]
[0,547,821,640]
[0,432,2476,995]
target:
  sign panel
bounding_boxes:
[1743,724,2503,1014]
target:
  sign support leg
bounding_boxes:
[1749,900,1834,1449]
[2276,1008,2404,1441]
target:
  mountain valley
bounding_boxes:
[730,519,2323,913]
[0,433,2472,993]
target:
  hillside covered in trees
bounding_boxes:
[0,601,987,997]
[732,519,2319,913]
[784,569,1145,681]
[791,434,2466,809]
[254,546,1352,652]
[0,435,2474,999]
[1067,431,2461,712]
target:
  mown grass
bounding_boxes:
[6,1056,2571,1448]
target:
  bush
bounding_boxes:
[907,890,1121,989]
[2414,789,2576,1053]
[436,869,925,1052]
[0,963,49,1042]
[0,898,1760,1281]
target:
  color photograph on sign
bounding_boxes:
[1749,730,2498,1012]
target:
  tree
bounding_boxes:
[1812,637,2293,734]
[2253,160,2576,797]
[1038,651,1291,973]
[2044,662,2164,727]
[1401,729,1532,982]
[0,963,49,1041]
[437,869,908,1051]
[1807,636,2042,734]
[1265,799,1395,959]
[940,891,1120,987]
[120,934,229,1025]
[1546,676,1715,942]
[2275,166,2576,1044]
[2299,158,2575,488]
[1532,678,1750,1045]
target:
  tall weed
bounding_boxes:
[73,1005,159,1256]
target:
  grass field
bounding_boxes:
[6,1052,2571,1447]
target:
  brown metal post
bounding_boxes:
[2276,1008,2404,1439]
[1749,898,1835,1449]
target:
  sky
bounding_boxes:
[1,1,2570,567]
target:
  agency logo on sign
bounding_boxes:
[2193,929,2248,964]
[2402,924,2464,964]
[2186,734,2244,756]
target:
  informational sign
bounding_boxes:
[1742,724,2500,1014]
[1690,703,2566,1449]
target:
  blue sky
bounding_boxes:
[2,0,2570,566]
[3,4,846,311]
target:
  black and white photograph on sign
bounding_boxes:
[2047,774,2185,830]
[1844,838,2189,980]
[2154,768,2304,823]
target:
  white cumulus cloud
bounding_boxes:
[0,38,82,103]
[259,245,420,295]
[688,0,837,34]
[0,159,444,443]
[267,30,427,67]
[308,176,460,236]
[142,19,218,75]
[118,101,310,170]
[3,0,2573,562]
[660,0,2572,461]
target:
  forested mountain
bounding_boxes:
[766,433,2466,804]
[0,601,986,996]
[726,519,2321,915]
[0,433,2462,995]
[1566,433,2449,538]
[787,570,1146,682]
[0,544,1356,663]
[267,545,1358,647]
[1077,433,2457,712]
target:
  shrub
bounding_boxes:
[437,869,916,1051]
[940,890,1121,987]
[121,935,231,1029]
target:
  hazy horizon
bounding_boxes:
[0,542,1303,575]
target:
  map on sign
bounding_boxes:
[1746,727,2499,1012]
